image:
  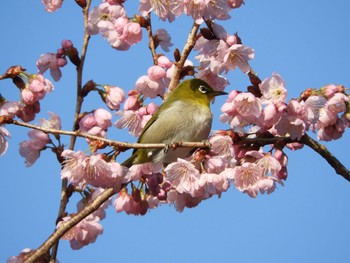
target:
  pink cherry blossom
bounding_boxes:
[165,158,201,196]
[259,72,287,105]
[154,29,173,52]
[104,85,125,110]
[320,84,339,98]
[115,109,144,136]
[196,172,230,198]
[39,111,61,130]
[178,0,232,23]
[139,0,177,22]
[135,75,165,99]
[231,162,264,198]
[86,2,126,35]
[82,154,113,188]
[166,190,203,212]
[196,68,229,92]
[59,214,103,250]
[79,113,97,132]
[256,152,282,176]
[317,117,348,141]
[113,189,143,215]
[209,133,234,157]
[220,91,262,129]
[16,102,41,122]
[218,42,255,74]
[7,248,40,263]
[37,53,62,81]
[147,65,166,80]
[19,140,41,167]
[120,22,143,45]
[0,101,20,117]
[61,150,89,189]
[42,0,62,12]
[157,55,173,69]
[0,126,10,156]
[93,108,112,130]
[227,0,245,8]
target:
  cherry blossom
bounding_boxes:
[103,85,125,110]
[59,214,103,250]
[42,0,63,12]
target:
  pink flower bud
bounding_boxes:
[61,39,73,49]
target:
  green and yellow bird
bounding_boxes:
[122,78,227,168]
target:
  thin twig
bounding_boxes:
[11,119,211,149]
[50,1,92,262]
[168,22,200,92]
[146,13,158,65]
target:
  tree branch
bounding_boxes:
[168,22,200,92]
[299,134,350,182]
[50,1,92,262]
[25,188,116,263]
[10,119,212,150]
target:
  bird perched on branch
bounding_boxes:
[122,78,227,168]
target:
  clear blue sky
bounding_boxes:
[1,1,350,262]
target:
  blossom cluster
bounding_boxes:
[37,40,77,81]
[19,112,61,166]
[86,1,143,50]
[221,73,350,142]
[58,188,111,249]
[139,0,244,23]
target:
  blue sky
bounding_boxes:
[1,1,350,262]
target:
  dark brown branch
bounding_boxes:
[299,134,350,182]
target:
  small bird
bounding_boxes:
[122,78,227,168]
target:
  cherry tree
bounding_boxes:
[1,1,349,262]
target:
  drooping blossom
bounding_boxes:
[58,214,103,250]
[103,85,125,110]
[39,111,61,130]
[154,29,173,52]
[37,53,64,81]
[230,163,266,198]
[165,158,201,196]
[61,150,89,189]
[139,0,177,22]
[42,0,63,12]
[113,188,149,215]
[16,101,41,122]
[20,74,54,104]
[19,129,50,167]
[0,101,20,117]
[227,0,245,8]
[176,0,232,23]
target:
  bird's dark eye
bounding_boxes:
[198,85,208,94]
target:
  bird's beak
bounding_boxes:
[213,90,228,97]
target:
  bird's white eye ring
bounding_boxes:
[198,85,207,94]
